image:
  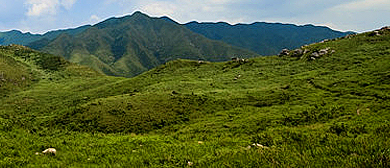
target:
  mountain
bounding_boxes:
[184,21,354,55]
[0,26,90,46]
[1,12,354,77]
[31,12,259,77]
[1,27,389,166]
[0,30,41,46]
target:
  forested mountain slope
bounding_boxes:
[184,21,354,55]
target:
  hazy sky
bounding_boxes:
[0,0,389,34]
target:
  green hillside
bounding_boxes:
[33,12,259,77]
[1,27,390,167]
[184,21,354,55]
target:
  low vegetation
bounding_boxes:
[0,28,389,167]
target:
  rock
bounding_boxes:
[231,57,248,63]
[291,49,303,57]
[42,148,56,156]
[279,49,290,57]
[310,47,332,60]
[318,49,328,55]
[252,143,269,149]
[311,52,320,58]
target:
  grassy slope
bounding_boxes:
[1,29,390,167]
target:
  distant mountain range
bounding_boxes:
[0,25,90,46]
[184,22,354,55]
[0,11,353,76]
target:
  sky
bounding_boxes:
[0,0,389,34]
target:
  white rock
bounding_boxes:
[42,148,56,155]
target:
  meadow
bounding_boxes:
[1,28,390,167]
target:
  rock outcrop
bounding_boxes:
[278,46,335,61]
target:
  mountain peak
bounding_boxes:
[131,11,149,18]
[160,16,178,24]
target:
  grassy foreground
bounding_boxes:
[1,28,390,167]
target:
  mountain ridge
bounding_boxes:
[34,12,258,77]
[184,21,354,55]
[1,11,353,76]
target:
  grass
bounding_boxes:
[1,28,390,167]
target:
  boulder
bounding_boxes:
[311,52,320,58]
[42,148,56,156]
[291,49,303,57]
[318,48,329,55]
[278,49,290,57]
[308,47,334,60]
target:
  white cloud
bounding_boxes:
[25,0,59,16]
[89,14,101,24]
[332,0,390,11]
[25,0,77,17]
[60,0,77,10]
[136,0,240,24]
[314,0,390,31]
[140,1,177,16]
